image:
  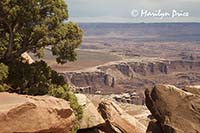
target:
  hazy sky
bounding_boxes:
[66,0,200,23]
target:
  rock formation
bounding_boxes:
[63,72,115,93]
[183,85,200,96]
[77,98,146,133]
[0,92,75,133]
[145,84,200,133]
[98,100,146,133]
[63,59,200,95]
[75,94,105,129]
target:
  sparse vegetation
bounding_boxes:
[0,63,9,92]
[0,63,8,83]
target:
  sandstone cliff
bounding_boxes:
[63,71,115,93]
[63,59,200,94]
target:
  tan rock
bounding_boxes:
[98,100,146,133]
[183,85,200,95]
[21,52,34,64]
[145,84,200,133]
[75,94,105,129]
[0,92,75,133]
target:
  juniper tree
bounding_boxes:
[0,0,82,64]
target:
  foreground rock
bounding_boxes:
[145,84,200,133]
[77,99,146,133]
[75,94,104,129]
[0,92,75,133]
[98,100,146,133]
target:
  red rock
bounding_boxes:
[0,92,75,133]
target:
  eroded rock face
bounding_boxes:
[145,84,200,133]
[98,100,146,133]
[101,60,200,78]
[0,92,75,133]
[63,60,200,95]
[64,72,115,90]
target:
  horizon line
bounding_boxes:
[74,21,200,24]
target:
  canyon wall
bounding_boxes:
[63,60,200,94]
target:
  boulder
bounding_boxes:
[0,92,75,133]
[145,84,200,133]
[75,94,104,129]
[98,100,146,133]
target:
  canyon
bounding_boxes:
[40,23,200,100]
[24,23,200,132]
[63,58,200,94]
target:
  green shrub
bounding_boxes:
[0,84,10,92]
[0,63,8,83]
[0,85,5,92]
[48,84,70,98]
[64,92,83,121]
[48,84,83,120]
[7,60,65,95]
[48,84,83,132]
